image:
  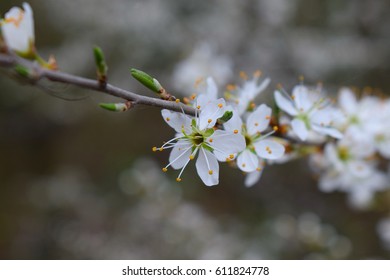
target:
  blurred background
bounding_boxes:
[0,0,389,259]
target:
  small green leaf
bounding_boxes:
[14,65,30,78]
[130,68,162,93]
[99,102,129,112]
[93,46,108,82]
[217,111,233,124]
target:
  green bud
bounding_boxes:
[14,65,30,78]
[130,68,162,93]
[217,111,233,124]
[99,102,131,112]
[93,46,108,82]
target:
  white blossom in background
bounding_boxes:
[154,98,245,186]
[274,84,343,141]
[224,105,285,187]
[225,71,271,116]
[338,88,390,159]
[172,42,233,93]
[1,2,35,56]
[310,132,388,208]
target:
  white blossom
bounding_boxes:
[1,2,35,56]
[155,98,245,186]
[224,104,285,187]
[274,85,343,141]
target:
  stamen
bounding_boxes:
[265,115,271,120]
[226,84,237,91]
[233,129,239,134]
[208,170,213,175]
[152,147,157,152]
[256,167,262,171]
[208,119,212,123]
[240,71,248,80]
[176,178,182,182]
[218,103,223,108]
[253,70,262,78]
[166,117,170,121]
[175,99,180,103]
[209,138,213,143]
[162,168,168,172]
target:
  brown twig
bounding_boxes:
[0,52,196,116]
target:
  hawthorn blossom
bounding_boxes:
[224,104,285,186]
[274,85,343,141]
[1,2,35,56]
[154,98,245,186]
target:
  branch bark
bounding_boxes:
[0,53,196,116]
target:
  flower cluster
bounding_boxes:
[155,74,286,187]
[309,88,390,208]
[1,3,389,207]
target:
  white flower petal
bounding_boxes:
[253,139,285,160]
[209,130,246,161]
[338,88,357,115]
[205,77,218,100]
[292,85,311,112]
[223,108,243,133]
[274,90,298,116]
[246,104,272,135]
[2,3,34,53]
[198,98,226,130]
[291,118,308,140]
[196,148,219,186]
[312,123,343,139]
[161,109,192,134]
[245,168,264,187]
[237,149,259,172]
[169,140,192,169]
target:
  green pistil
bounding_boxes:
[297,114,311,129]
[338,146,350,162]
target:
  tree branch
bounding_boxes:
[0,52,196,116]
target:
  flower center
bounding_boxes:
[191,132,204,145]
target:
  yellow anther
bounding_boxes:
[273,126,278,131]
[208,170,213,175]
[250,102,256,109]
[256,167,262,172]
[152,147,157,152]
[162,168,168,172]
[240,71,248,80]
[197,105,201,110]
[229,154,234,159]
[183,97,191,104]
[191,93,197,100]
[195,77,204,88]
[242,163,246,168]
[176,178,182,182]
[189,155,195,160]
[226,84,237,91]
[265,115,271,120]
[233,129,239,134]
[291,95,296,100]
[255,122,259,126]
[207,119,212,123]
[159,148,163,152]
[209,138,213,143]
[254,70,262,78]
[175,99,180,103]
[166,117,170,121]
[218,103,223,108]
